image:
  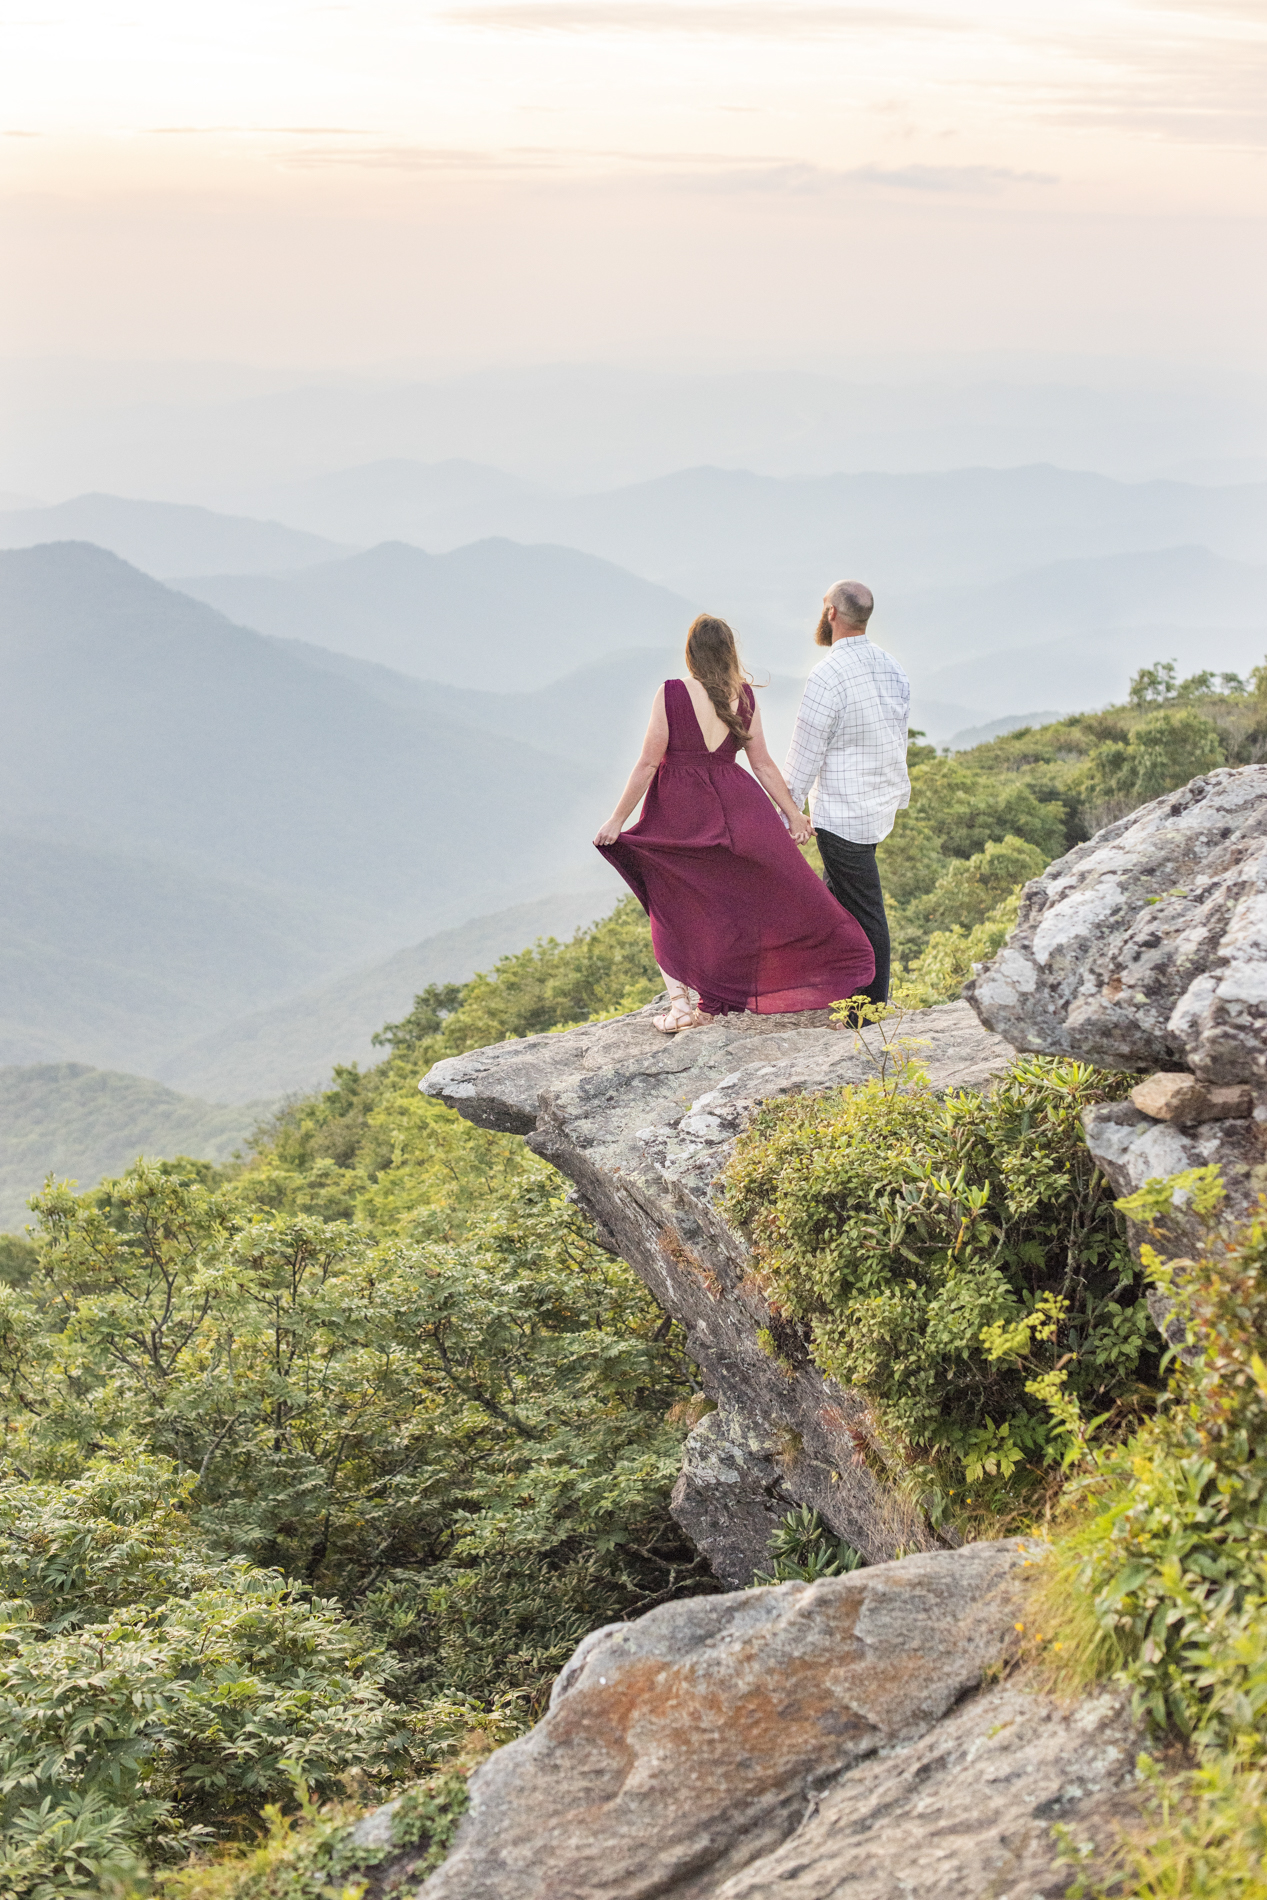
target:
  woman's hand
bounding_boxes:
[594,817,623,847]
[787,811,814,845]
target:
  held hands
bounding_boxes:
[594,817,623,847]
[787,811,814,845]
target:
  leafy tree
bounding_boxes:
[1091,706,1225,808]
[1129,660,1181,707]
[891,890,1022,1011]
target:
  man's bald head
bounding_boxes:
[815,580,875,646]
[825,581,874,627]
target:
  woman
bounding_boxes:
[594,615,875,1032]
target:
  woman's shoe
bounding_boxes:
[653,997,702,1034]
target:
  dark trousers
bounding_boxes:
[815,829,890,1006]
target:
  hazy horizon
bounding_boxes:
[5,3,1266,389]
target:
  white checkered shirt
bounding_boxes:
[783,637,912,845]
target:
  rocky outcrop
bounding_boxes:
[422,1540,1142,1900]
[965,765,1267,1274]
[423,999,1012,1579]
[966,766,1267,1079]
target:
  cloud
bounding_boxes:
[1143,0,1267,16]
[441,2,957,37]
[275,142,1057,196]
[146,126,374,136]
[669,159,1058,196]
[1030,29,1267,148]
[838,162,1057,192]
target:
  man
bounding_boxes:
[783,580,910,1005]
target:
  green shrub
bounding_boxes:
[917,834,1045,930]
[1061,1753,1267,1899]
[1038,1177,1267,1750]
[751,1506,865,1584]
[156,1774,470,1900]
[10,1165,701,1694]
[723,1057,1152,1524]
[1028,1175,1267,1896]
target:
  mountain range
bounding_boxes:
[0,493,346,576]
[158,888,618,1103]
[11,363,1267,499]
[176,538,697,691]
[239,460,1267,650]
[0,543,619,1070]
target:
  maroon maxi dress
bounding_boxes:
[598,679,875,1016]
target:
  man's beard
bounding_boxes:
[814,611,833,647]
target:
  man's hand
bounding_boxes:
[787,812,814,844]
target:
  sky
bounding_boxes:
[2,0,1267,370]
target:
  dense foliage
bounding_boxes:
[0,901,701,1894]
[724,1051,1154,1527]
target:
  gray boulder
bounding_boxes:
[420,1541,1140,1899]
[966,765,1267,1080]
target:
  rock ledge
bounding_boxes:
[424,999,1012,1577]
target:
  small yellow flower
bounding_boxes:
[1014,1621,1025,1633]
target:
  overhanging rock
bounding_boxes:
[423,1000,1011,1578]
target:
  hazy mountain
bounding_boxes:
[902,549,1267,718]
[947,713,1065,751]
[248,459,545,546]
[0,493,347,577]
[160,888,620,1103]
[174,539,698,691]
[498,467,1267,650]
[1,542,598,916]
[215,539,1267,744]
[0,825,349,1073]
[226,461,1267,667]
[11,360,1267,497]
[0,544,609,1071]
[0,1065,269,1232]
[921,631,1266,724]
[885,546,1267,673]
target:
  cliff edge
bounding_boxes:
[424,997,1011,1581]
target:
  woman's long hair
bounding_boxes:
[684,614,756,749]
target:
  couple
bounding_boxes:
[593,582,910,1034]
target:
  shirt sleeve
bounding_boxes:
[784,669,841,811]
